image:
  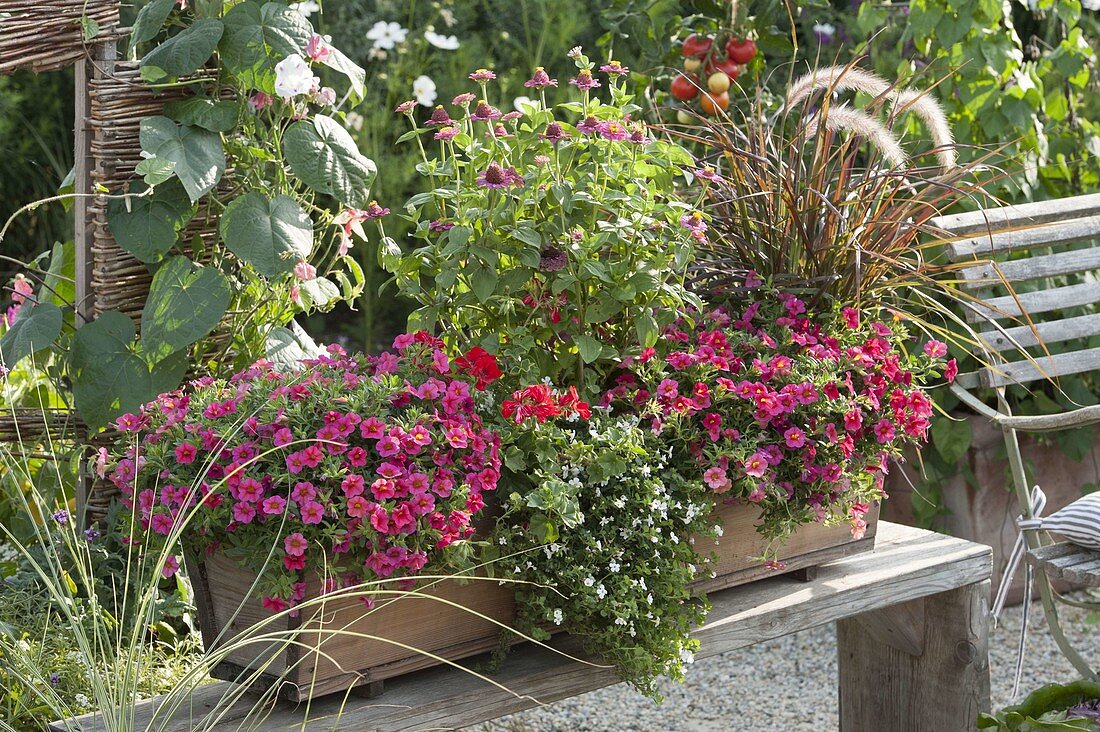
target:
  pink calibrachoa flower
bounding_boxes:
[262,495,287,515]
[174,442,197,464]
[923,340,948,359]
[284,532,308,556]
[162,556,180,578]
[743,451,769,478]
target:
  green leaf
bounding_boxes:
[140,18,224,78]
[322,47,366,102]
[283,114,376,207]
[510,225,542,248]
[141,256,231,362]
[575,334,603,364]
[266,323,323,371]
[81,16,101,41]
[70,312,153,430]
[106,180,195,263]
[470,266,497,303]
[135,157,177,186]
[39,242,75,308]
[140,116,225,202]
[298,276,340,309]
[931,417,972,466]
[0,302,62,368]
[634,313,658,349]
[131,0,175,45]
[149,350,189,394]
[219,1,313,90]
[220,192,313,278]
[163,98,239,132]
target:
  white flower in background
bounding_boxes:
[1084,0,1099,10]
[289,0,319,18]
[424,30,460,50]
[812,22,836,44]
[274,54,317,99]
[513,95,535,112]
[74,693,90,707]
[680,648,695,665]
[345,111,364,131]
[367,20,408,50]
[551,608,564,625]
[439,8,457,26]
[412,74,437,107]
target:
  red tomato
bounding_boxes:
[705,56,741,80]
[726,37,757,64]
[681,33,714,58]
[670,73,700,102]
[700,90,730,115]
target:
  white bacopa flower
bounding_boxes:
[583,576,595,587]
[367,20,408,50]
[274,54,318,99]
[289,0,320,18]
[609,560,620,573]
[552,608,564,625]
[424,30,460,50]
[413,74,437,107]
[595,584,607,599]
[75,693,90,706]
[680,648,695,665]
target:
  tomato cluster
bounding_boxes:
[670,33,758,117]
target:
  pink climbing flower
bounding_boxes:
[294,261,317,281]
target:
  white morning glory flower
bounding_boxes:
[289,0,320,18]
[274,54,317,99]
[413,75,437,107]
[424,30,460,50]
[367,20,408,50]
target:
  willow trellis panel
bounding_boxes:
[0,0,119,75]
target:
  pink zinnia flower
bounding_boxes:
[599,60,629,76]
[524,67,557,89]
[434,125,459,141]
[477,161,523,189]
[469,99,501,121]
[596,120,628,141]
[394,100,416,114]
[426,105,454,127]
[469,68,497,82]
[452,92,476,106]
[569,69,600,90]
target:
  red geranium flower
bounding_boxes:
[454,346,502,390]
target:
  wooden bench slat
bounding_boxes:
[964,280,1100,323]
[945,214,1100,260]
[52,523,991,732]
[957,248,1100,288]
[932,194,1100,237]
[977,313,1100,353]
[980,346,1100,388]
[1027,542,1100,588]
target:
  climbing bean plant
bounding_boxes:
[0,0,379,429]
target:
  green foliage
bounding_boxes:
[141,256,231,362]
[0,302,63,370]
[138,115,226,202]
[105,180,196,264]
[283,115,378,207]
[220,191,314,278]
[140,17,225,79]
[979,680,1100,730]
[219,0,313,92]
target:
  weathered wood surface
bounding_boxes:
[976,313,1100,353]
[838,579,991,731]
[932,194,1100,236]
[945,214,1100,260]
[958,247,1100,287]
[963,281,1100,324]
[53,522,991,732]
[1028,542,1100,587]
[979,346,1100,388]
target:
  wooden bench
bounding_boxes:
[55,522,992,732]
[1028,543,1100,587]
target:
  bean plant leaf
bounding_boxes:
[266,322,324,371]
[70,311,153,430]
[131,0,176,45]
[135,157,177,186]
[298,276,340,309]
[0,302,62,369]
[106,179,196,264]
[149,350,190,395]
[221,192,313,279]
[220,0,313,90]
[321,47,366,101]
[163,98,239,132]
[283,115,376,207]
[141,256,231,363]
[140,18,224,78]
[140,116,225,202]
[39,242,75,308]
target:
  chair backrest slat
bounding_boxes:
[946,214,1100,260]
[977,312,1100,352]
[957,247,1100,289]
[934,193,1100,236]
[980,346,1100,388]
[935,193,1100,386]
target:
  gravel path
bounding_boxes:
[476,594,1099,731]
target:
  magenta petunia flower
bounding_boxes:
[469,99,501,121]
[468,68,497,82]
[523,66,558,89]
[569,69,601,90]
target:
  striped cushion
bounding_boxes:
[1041,493,1100,550]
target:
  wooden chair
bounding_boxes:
[936,193,1100,682]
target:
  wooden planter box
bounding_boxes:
[190,500,878,701]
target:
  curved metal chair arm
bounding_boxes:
[949,383,1100,433]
